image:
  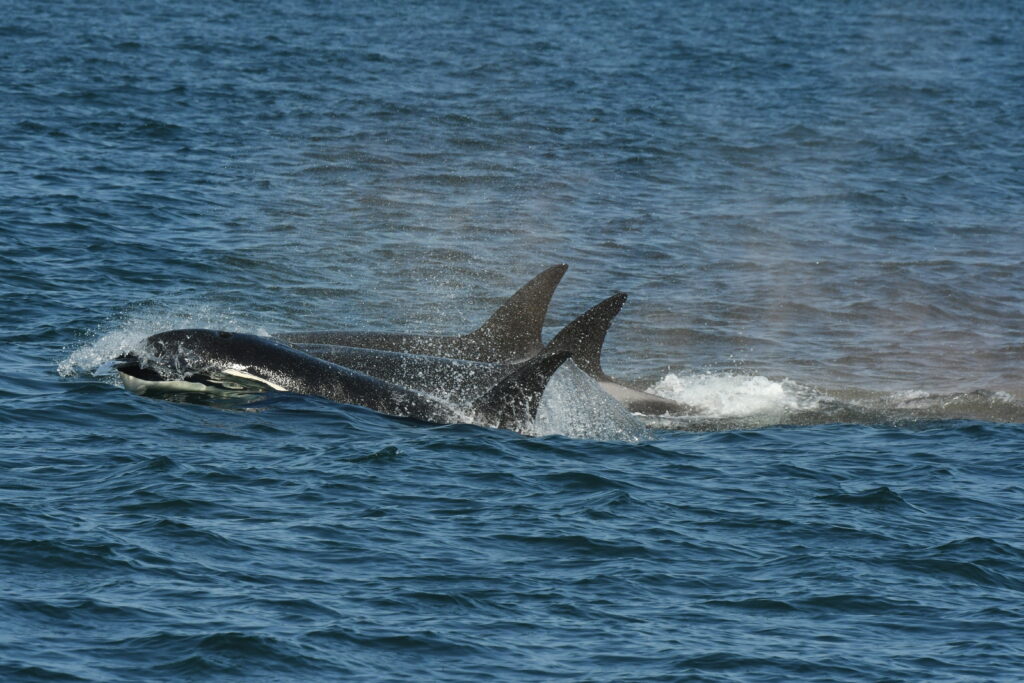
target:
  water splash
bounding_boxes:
[644,372,1024,428]
[534,362,650,442]
[649,372,822,420]
[58,302,267,379]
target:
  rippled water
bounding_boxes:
[3,1,1024,680]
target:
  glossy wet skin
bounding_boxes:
[139,329,461,423]
[124,329,569,432]
[287,343,513,403]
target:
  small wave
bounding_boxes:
[0,664,88,681]
[930,536,1024,562]
[893,558,1024,592]
[704,597,798,612]
[540,471,629,492]
[891,537,1024,591]
[818,486,919,512]
[98,630,325,678]
[492,532,652,558]
[346,445,404,462]
[0,538,135,571]
[673,651,863,678]
[132,118,185,139]
[307,626,484,655]
[798,593,924,614]
[7,596,157,623]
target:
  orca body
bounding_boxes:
[286,286,693,417]
[289,293,629,403]
[286,344,512,403]
[117,329,568,433]
[237,260,686,417]
[274,264,568,363]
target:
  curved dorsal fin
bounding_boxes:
[543,292,626,382]
[464,264,568,360]
[471,350,571,431]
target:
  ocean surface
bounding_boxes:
[3,0,1024,679]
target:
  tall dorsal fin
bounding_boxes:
[471,350,570,431]
[543,292,626,382]
[464,264,568,360]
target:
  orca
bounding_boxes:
[273,264,568,363]
[288,291,694,417]
[287,293,629,403]
[533,292,693,416]
[116,329,569,433]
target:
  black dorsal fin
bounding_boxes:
[471,350,571,431]
[463,264,568,360]
[543,292,626,382]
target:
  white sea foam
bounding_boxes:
[890,389,931,403]
[648,372,822,419]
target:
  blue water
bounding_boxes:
[3,1,1024,679]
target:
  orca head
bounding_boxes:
[145,328,236,356]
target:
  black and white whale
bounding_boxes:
[116,329,570,433]
[273,264,568,363]
[282,282,692,417]
[287,293,629,404]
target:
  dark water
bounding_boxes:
[3,1,1024,679]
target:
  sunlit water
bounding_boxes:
[3,1,1023,680]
